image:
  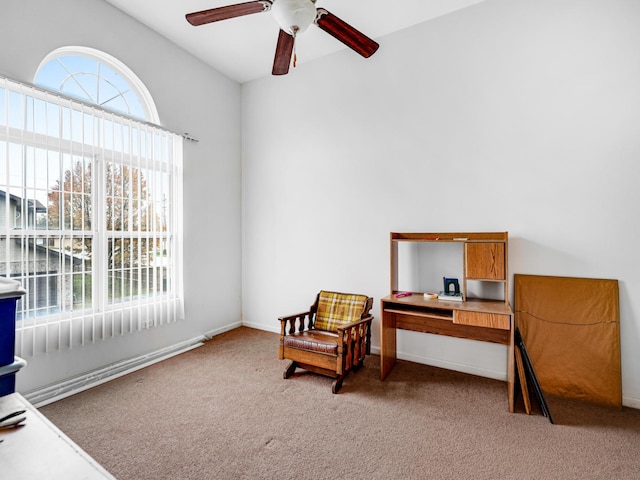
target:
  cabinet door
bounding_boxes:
[465,243,505,280]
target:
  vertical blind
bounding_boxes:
[0,76,184,356]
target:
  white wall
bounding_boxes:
[1,0,243,393]
[242,0,640,407]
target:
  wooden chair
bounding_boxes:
[278,290,374,393]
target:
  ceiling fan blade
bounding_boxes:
[315,9,379,58]
[272,29,295,76]
[186,1,272,26]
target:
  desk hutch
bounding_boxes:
[380,232,515,412]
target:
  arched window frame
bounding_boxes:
[34,46,160,124]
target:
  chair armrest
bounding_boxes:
[336,315,374,360]
[278,310,312,322]
[278,311,313,335]
[335,315,374,332]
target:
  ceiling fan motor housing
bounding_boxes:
[271,0,317,35]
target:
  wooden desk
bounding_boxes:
[380,294,515,412]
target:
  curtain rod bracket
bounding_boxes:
[182,133,199,143]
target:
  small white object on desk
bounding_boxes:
[437,291,463,302]
[423,292,438,300]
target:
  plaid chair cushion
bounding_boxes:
[314,290,369,333]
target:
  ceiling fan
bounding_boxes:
[186,0,379,76]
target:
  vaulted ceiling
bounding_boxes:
[104,0,484,83]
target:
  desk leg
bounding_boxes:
[507,314,515,413]
[380,307,397,380]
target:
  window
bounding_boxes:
[0,49,183,355]
[35,46,158,123]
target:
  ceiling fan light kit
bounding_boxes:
[271,0,316,35]
[186,0,379,76]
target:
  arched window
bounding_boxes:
[1,48,183,357]
[34,46,159,123]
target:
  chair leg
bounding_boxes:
[283,361,297,379]
[332,373,348,394]
[352,358,365,372]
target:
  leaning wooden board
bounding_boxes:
[514,274,621,409]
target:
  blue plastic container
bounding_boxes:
[0,277,27,396]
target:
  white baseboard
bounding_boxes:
[46,322,630,412]
[26,320,247,408]
[241,321,279,334]
[389,349,507,381]
[374,346,640,410]
[25,336,206,408]
[203,321,243,340]
[373,345,640,409]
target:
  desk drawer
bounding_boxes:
[454,311,510,330]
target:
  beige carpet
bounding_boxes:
[40,327,640,480]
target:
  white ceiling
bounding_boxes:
[104,0,484,84]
